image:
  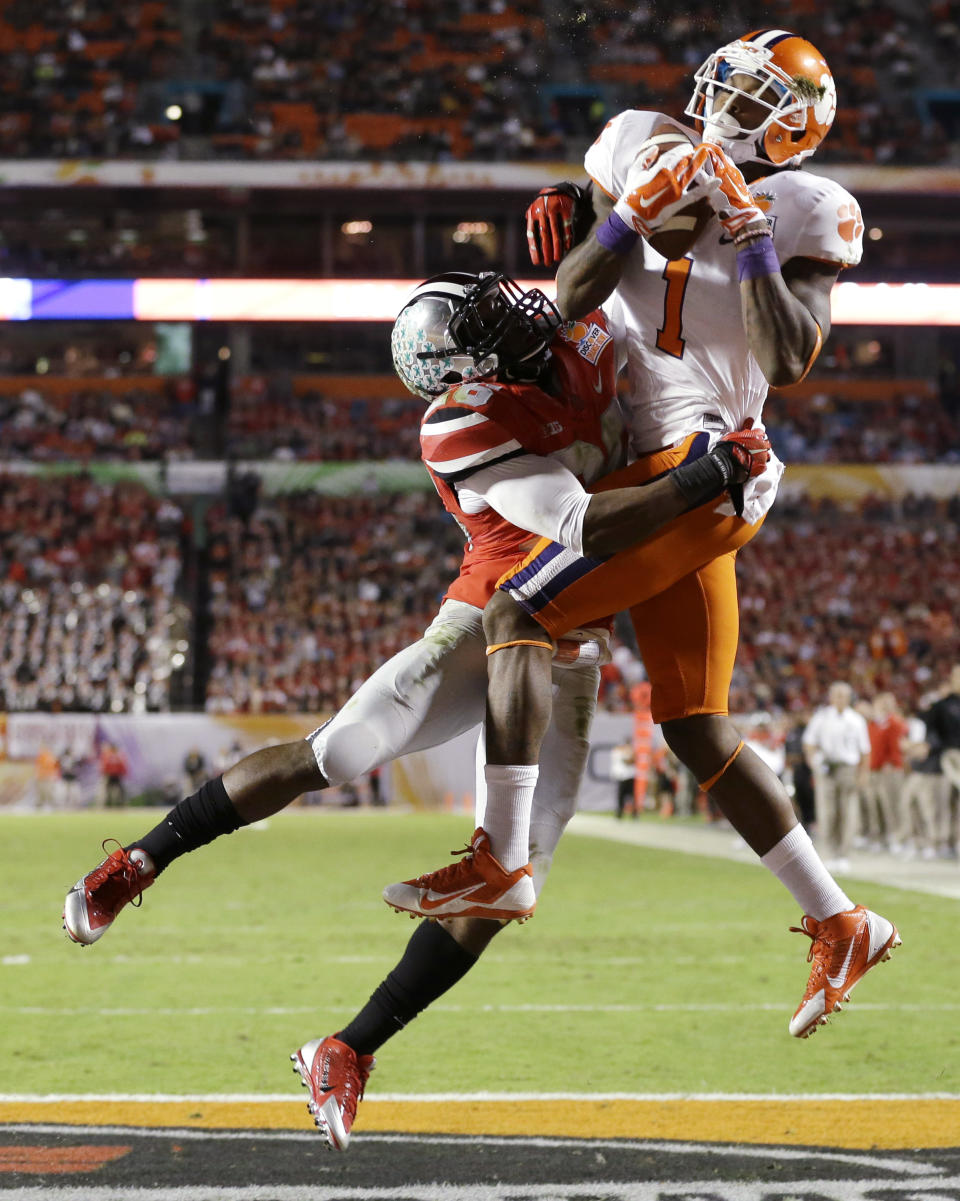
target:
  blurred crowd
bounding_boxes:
[0,381,197,463]
[767,389,960,465]
[203,489,465,714]
[2,0,954,163]
[2,376,958,464]
[227,379,422,461]
[0,474,189,712]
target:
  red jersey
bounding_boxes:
[868,715,908,770]
[420,313,624,608]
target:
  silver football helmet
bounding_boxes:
[391,272,560,402]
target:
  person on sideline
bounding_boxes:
[802,682,871,872]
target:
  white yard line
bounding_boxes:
[568,813,960,900]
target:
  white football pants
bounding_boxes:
[307,599,600,896]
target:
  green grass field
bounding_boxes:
[5,811,956,1097]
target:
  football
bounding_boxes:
[643,122,716,261]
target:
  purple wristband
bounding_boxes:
[595,210,640,256]
[736,234,780,282]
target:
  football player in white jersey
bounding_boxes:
[405,30,899,1040]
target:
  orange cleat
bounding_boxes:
[291,1035,374,1151]
[382,828,535,923]
[63,841,155,945]
[789,905,900,1038]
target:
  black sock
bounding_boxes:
[129,776,246,875]
[338,921,479,1056]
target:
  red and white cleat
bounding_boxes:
[382,827,535,923]
[290,1035,374,1151]
[789,904,901,1038]
[63,842,155,945]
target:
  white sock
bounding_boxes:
[482,764,538,872]
[760,824,854,922]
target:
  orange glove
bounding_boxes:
[720,419,771,481]
[614,141,719,238]
[701,143,769,240]
[525,182,589,266]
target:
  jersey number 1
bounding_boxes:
[655,258,693,359]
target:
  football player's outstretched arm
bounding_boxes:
[554,189,628,321]
[466,428,769,560]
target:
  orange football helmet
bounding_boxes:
[685,30,837,168]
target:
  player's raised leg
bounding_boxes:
[63,739,319,945]
[383,591,553,922]
[633,561,900,1038]
[64,607,489,946]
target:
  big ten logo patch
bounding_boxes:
[559,320,611,365]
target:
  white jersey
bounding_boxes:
[586,109,864,519]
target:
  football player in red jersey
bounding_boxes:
[396,32,898,1042]
[62,269,763,1151]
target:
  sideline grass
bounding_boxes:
[4,811,955,1096]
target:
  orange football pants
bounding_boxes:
[497,432,765,723]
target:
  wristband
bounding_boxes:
[595,210,640,256]
[670,450,730,511]
[736,234,780,283]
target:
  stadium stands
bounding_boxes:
[4,0,954,163]
[203,490,465,714]
[0,473,190,713]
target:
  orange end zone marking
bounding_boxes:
[0,1145,130,1174]
[2,1099,959,1150]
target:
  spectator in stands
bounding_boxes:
[1,0,954,164]
[0,474,189,714]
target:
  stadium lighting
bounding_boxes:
[165,104,183,121]
[1,278,959,324]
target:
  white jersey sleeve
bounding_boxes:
[767,172,864,269]
[583,109,694,200]
[457,454,592,554]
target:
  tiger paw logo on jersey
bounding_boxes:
[559,320,611,365]
[837,201,863,244]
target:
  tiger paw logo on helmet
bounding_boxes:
[837,202,863,243]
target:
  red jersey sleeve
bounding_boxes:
[420,384,526,485]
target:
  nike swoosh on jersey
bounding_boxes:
[826,938,858,989]
[593,376,604,393]
[420,884,484,910]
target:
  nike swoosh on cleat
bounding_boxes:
[826,939,858,989]
[420,884,484,910]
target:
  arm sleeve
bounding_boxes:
[457,454,592,553]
